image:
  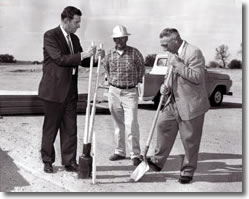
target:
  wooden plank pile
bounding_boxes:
[0,91,87,115]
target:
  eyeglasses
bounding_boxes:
[161,44,168,48]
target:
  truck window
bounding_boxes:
[157,58,168,66]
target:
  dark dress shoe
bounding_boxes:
[178,176,193,184]
[44,163,53,173]
[146,158,162,172]
[109,154,126,161]
[65,163,78,172]
[132,157,142,166]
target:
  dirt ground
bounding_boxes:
[0,64,242,192]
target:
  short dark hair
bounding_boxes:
[61,6,82,20]
[159,28,180,39]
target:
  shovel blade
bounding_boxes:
[130,160,150,182]
[78,144,92,179]
[78,155,92,179]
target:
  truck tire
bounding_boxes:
[209,87,223,106]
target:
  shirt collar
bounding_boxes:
[60,24,69,39]
[112,46,128,54]
[178,40,185,56]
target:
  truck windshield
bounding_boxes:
[157,58,168,66]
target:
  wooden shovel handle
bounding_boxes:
[83,41,95,145]
[88,43,103,143]
[144,95,164,151]
[144,65,173,156]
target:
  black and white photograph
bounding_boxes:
[0,0,243,193]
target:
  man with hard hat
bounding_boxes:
[103,25,145,166]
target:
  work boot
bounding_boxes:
[109,154,126,161]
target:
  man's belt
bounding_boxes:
[110,83,136,89]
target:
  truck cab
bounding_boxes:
[138,54,233,107]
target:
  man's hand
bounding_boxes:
[168,53,184,74]
[95,48,105,60]
[160,83,170,95]
[81,45,96,60]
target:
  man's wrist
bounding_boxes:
[81,52,90,60]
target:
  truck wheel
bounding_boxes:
[209,87,223,106]
[153,92,161,108]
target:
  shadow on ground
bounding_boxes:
[95,152,242,184]
[138,103,157,110]
[143,152,242,183]
[0,148,30,192]
[138,102,242,111]
[210,102,242,109]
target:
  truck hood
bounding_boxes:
[206,71,231,80]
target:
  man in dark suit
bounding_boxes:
[38,6,104,173]
[147,28,210,184]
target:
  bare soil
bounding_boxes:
[0,65,242,192]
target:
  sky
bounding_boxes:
[0,0,242,63]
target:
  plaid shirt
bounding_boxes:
[104,46,145,87]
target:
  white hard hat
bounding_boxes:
[112,25,131,38]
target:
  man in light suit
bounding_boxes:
[38,6,104,173]
[147,28,210,184]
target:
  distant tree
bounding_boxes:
[145,54,157,67]
[237,43,242,61]
[0,54,16,63]
[215,45,230,68]
[227,59,242,69]
[32,61,43,64]
[207,61,221,68]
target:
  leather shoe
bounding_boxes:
[44,163,53,173]
[65,163,78,172]
[132,157,142,166]
[109,154,126,161]
[146,158,162,172]
[178,176,193,184]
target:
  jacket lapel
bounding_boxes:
[179,41,188,64]
[71,34,81,53]
[55,26,71,54]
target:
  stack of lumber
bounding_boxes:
[0,90,87,115]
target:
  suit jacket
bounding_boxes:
[169,41,210,120]
[38,26,91,103]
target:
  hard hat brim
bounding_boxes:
[112,33,131,38]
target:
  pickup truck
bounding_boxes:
[138,54,233,107]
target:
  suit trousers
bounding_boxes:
[108,85,141,159]
[41,76,78,165]
[152,102,205,177]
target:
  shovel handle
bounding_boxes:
[143,65,173,154]
[83,41,95,145]
[145,95,165,148]
[92,131,96,184]
[88,43,103,143]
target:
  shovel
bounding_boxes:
[130,65,173,182]
[78,41,95,179]
[88,43,103,184]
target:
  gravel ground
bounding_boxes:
[0,65,243,192]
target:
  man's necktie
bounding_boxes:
[66,34,74,54]
[66,34,76,75]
